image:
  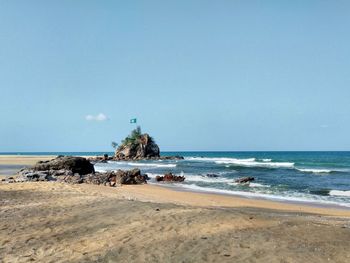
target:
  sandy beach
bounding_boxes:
[1,156,350,262]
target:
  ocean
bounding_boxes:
[2,151,350,208]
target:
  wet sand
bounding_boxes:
[0,155,54,179]
[1,156,350,262]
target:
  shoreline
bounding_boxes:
[1,154,350,215]
[109,183,350,217]
[151,182,350,211]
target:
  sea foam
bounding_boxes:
[127,163,176,168]
[186,157,294,168]
[297,168,332,174]
[329,190,350,197]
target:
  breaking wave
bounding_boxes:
[127,163,176,168]
[329,190,350,197]
[296,168,332,174]
[186,157,294,168]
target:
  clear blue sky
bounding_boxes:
[1,0,350,152]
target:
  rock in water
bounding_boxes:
[155,173,185,182]
[235,177,255,184]
[33,156,95,175]
[115,133,160,159]
[114,126,160,159]
[206,173,220,178]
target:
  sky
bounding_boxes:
[1,0,350,152]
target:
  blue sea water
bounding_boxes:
[2,151,350,208]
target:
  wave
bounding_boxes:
[329,190,350,197]
[186,157,256,162]
[166,184,350,208]
[297,168,332,174]
[127,163,176,168]
[186,157,294,168]
[146,172,233,183]
[228,182,270,188]
[249,183,271,188]
[181,175,233,183]
[146,172,271,188]
[261,159,272,162]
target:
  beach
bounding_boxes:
[1,156,350,262]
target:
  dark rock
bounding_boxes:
[16,170,51,182]
[87,155,112,164]
[60,174,83,184]
[33,156,94,175]
[206,173,219,178]
[235,177,255,184]
[115,168,148,185]
[155,173,185,182]
[84,169,148,186]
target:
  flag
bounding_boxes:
[130,118,137,124]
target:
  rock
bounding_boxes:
[235,177,254,184]
[14,156,94,183]
[84,173,108,185]
[115,133,160,159]
[113,127,184,160]
[205,173,219,178]
[33,156,94,175]
[84,169,148,186]
[16,170,52,182]
[155,173,185,182]
[115,169,148,185]
[88,155,112,164]
[61,174,83,184]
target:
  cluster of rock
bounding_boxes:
[88,154,113,163]
[155,173,185,182]
[11,156,150,186]
[85,169,149,186]
[7,156,186,185]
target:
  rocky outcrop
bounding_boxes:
[115,133,160,160]
[33,156,95,175]
[113,127,183,160]
[235,177,254,184]
[11,156,149,187]
[14,156,93,183]
[155,173,185,182]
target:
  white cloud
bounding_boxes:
[85,113,108,121]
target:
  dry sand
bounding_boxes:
[1,156,350,263]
